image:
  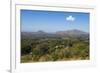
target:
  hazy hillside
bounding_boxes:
[21,29,89,39]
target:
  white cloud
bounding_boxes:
[66,15,75,22]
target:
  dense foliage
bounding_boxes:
[21,36,89,63]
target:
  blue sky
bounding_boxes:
[21,9,89,33]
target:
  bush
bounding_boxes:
[21,45,32,55]
[32,43,49,56]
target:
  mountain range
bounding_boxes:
[21,29,89,39]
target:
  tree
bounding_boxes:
[21,45,32,55]
[33,43,49,56]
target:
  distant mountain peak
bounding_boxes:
[36,30,46,34]
[37,30,44,32]
[56,29,88,36]
[66,29,87,33]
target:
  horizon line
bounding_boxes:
[21,29,89,33]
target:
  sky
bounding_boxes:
[21,9,89,33]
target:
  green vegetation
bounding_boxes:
[21,36,89,63]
